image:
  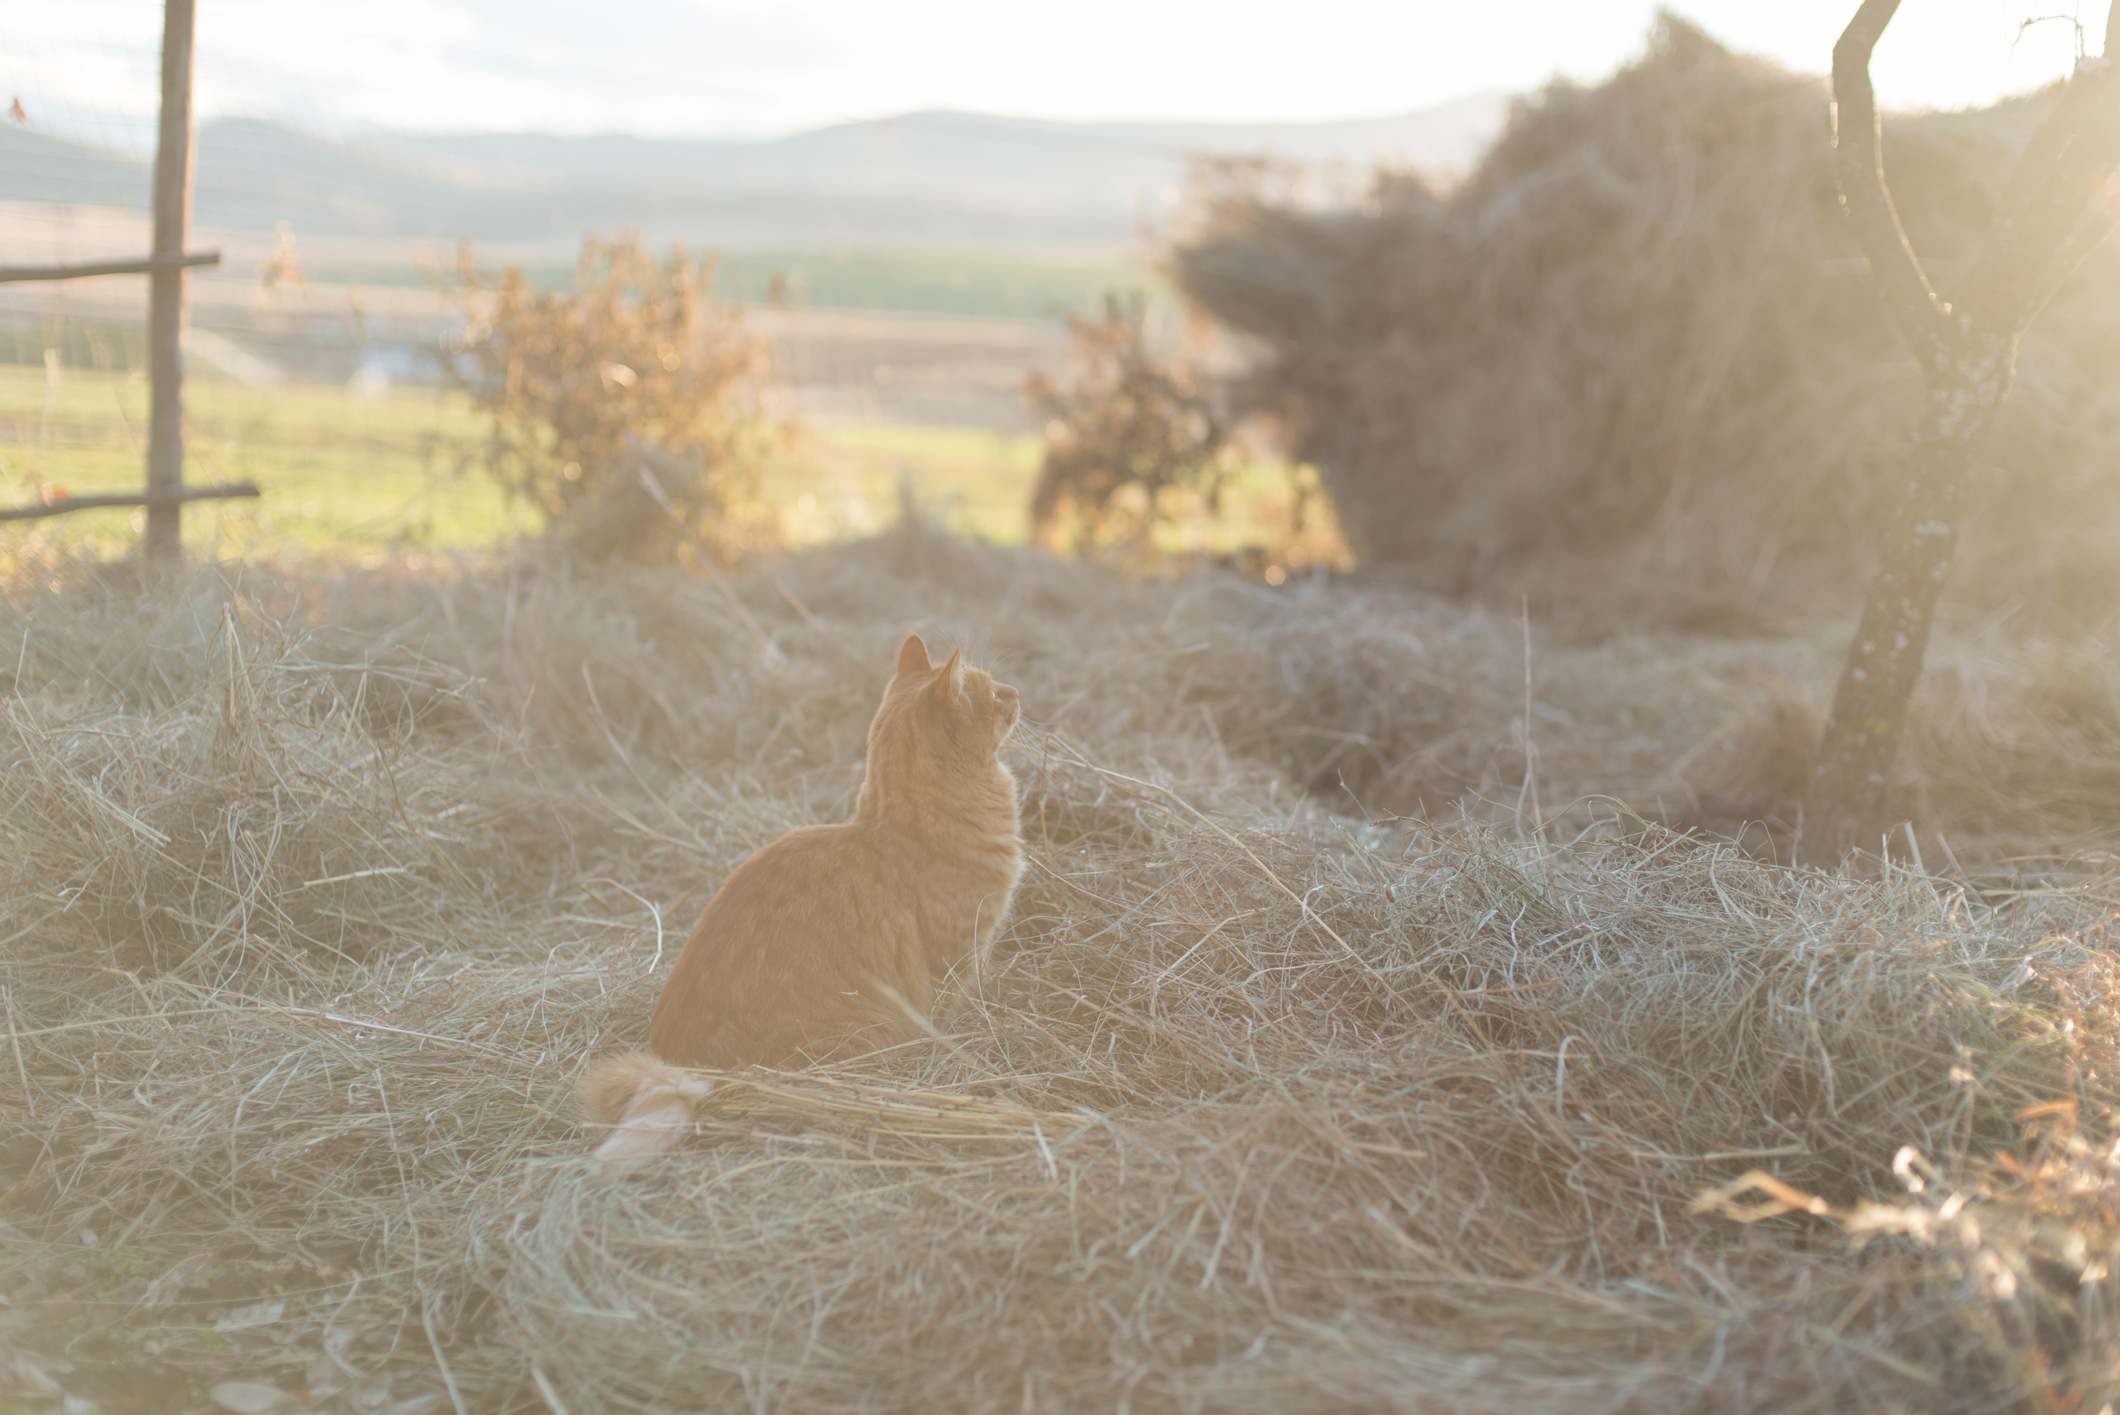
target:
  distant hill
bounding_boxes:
[0,95,1506,250]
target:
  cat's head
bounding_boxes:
[885,631,1019,756]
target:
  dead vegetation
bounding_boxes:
[1170,17,2120,631]
[1025,292,1228,554]
[4,534,2120,1412]
[10,17,2118,1410]
[438,233,779,560]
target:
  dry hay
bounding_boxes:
[5,537,2120,1413]
[1171,16,2120,631]
[1696,633,2120,865]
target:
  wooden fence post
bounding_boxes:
[145,0,198,564]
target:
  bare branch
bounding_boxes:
[1808,0,2120,858]
[2013,179,2119,325]
[1967,68,2120,332]
[2016,1,2120,311]
[1832,0,1952,361]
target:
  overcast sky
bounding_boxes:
[13,0,2110,143]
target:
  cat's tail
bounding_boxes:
[577,1053,715,1163]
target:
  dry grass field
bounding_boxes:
[14,14,2120,1411]
[5,520,2120,1413]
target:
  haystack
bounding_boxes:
[1172,16,2120,629]
[6,537,2120,1411]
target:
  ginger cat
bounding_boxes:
[579,632,1024,1161]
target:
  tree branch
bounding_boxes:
[1832,0,1952,362]
[1806,0,2120,861]
[2030,196,2120,312]
[1970,79,2120,334]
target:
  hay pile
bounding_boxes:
[1171,17,2120,630]
[6,537,2120,1412]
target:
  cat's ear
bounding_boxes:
[930,647,964,703]
[895,632,932,679]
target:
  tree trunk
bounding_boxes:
[1804,355,2001,853]
[1801,0,2120,863]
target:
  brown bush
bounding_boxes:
[1170,17,2120,630]
[1025,292,1227,551]
[440,232,777,558]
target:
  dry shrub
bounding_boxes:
[1026,292,1228,553]
[1699,635,2120,858]
[1902,642,2120,841]
[8,541,2120,1412]
[441,233,778,558]
[1171,17,2120,629]
[0,582,554,985]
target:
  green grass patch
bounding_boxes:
[0,365,518,562]
[772,422,1041,544]
[0,368,1325,566]
[0,369,1051,560]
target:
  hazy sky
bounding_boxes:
[15,0,2111,141]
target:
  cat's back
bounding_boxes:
[695,819,879,938]
[646,820,900,1065]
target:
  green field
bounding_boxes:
[0,367,1334,566]
[0,366,518,560]
[0,364,1051,560]
[0,368,1054,561]
[319,247,1166,323]
[705,249,1164,323]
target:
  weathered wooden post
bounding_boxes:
[0,1,255,532]
[145,0,198,564]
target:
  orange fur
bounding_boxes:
[580,631,1024,1160]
